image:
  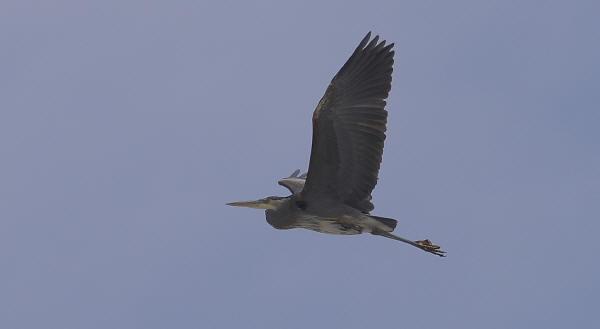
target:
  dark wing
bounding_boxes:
[278,169,307,195]
[301,32,394,213]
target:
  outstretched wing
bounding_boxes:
[278,169,307,195]
[301,32,394,213]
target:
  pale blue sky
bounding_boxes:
[1,1,599,328]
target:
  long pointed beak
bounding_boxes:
[226,199,270,209]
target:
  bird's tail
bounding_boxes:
[370,215,397,232]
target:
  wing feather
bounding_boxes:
[302,32,394,213]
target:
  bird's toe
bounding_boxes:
[415,239,446,257]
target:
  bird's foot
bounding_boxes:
[415,239,446,257]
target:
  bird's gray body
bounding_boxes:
[265,195,393,235]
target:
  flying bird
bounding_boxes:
[228,33,445,257]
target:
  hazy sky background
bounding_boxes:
[2,1,599,328]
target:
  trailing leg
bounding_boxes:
[371,229,446,257]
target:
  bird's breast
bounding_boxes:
[294,215,363,235]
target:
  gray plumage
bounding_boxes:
[228,33,445,257]
[278,169,306,195]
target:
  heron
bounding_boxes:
[228,32,445,257]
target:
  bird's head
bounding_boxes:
[227,196,287,210]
